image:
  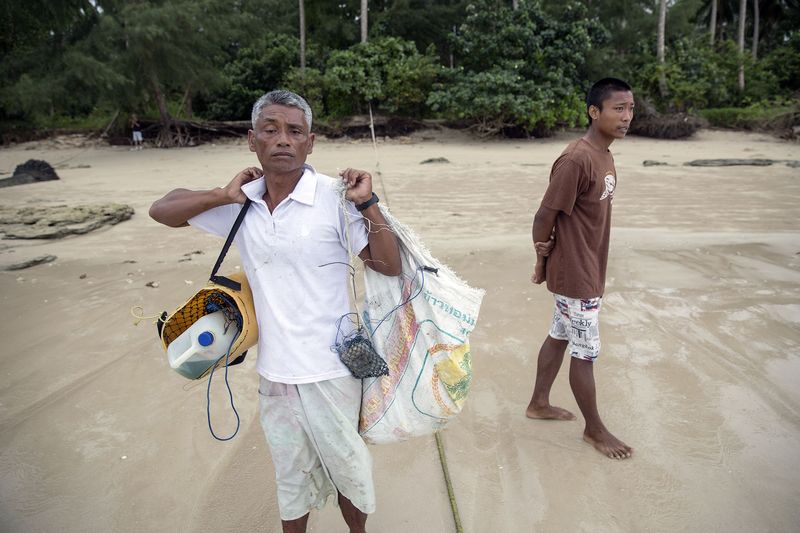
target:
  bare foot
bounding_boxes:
[583,429,633,460]
[526,404,576,420]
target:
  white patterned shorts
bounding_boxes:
[548,294,602,361]
[258,375,375,520]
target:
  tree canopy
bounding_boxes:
[1,0,798,142]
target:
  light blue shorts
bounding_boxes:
[548,294,602,361]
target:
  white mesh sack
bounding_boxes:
[358,206,485,444]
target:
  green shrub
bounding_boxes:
[427,0,594,136]
[428,67,585,136]
[197,33,300,121]
[626,37,783,111]
[699,103,798,129]
[761,31,800,94]
[281,67,326,119]
[322,37,439,118]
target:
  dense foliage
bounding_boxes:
[428,0,599,135]
[1,0,798,142]
[322,37,440,117]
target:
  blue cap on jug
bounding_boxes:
[198,331,214,347]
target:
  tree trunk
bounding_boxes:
[299,0,306,72]
[709,0,717,45]
[449,25,455,68]
[149,70,190,147]
[752,0,759,59]
[361,0,368,43]
[657,0,668,98]
[150,71,172,128]
[512,0,519,9]
[738,0,746,91]
[179,85,193,119]
[185,90,193,120]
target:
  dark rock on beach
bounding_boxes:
[0,204,134,239]
[643,160,668,166]
[0,160,60,188]
[420,157,451,164]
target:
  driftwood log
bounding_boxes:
[109,115,431,146]
[685,159,800,167]
[5,255,57,270]
[108,119,251,147]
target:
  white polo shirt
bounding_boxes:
[189,165,369,384]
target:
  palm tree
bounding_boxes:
[738,0,746,90]
[299,0,306,72]
[752,0,760,59]
[657,0,668,98]
[361,0,368,43]
[709,0,718,44]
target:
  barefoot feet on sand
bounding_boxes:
[526,404,576,421]
[583,429,633,460]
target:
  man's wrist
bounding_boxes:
[355,192,379,211]
[215,186,235,205]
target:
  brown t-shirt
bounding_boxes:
[541,138,617,299]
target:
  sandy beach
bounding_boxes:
[0,128,798,532]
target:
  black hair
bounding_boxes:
[586,78,632,122]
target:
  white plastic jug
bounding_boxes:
[167,311,240,379]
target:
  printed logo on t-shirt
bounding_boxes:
[599,173,616,201]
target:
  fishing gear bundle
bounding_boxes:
[336,329,390,379]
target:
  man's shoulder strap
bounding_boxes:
[209,199,252,291]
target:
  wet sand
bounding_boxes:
[0,129,798,532]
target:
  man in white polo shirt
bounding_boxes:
[149,90,401,533]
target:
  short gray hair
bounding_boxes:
[251,90,313,131]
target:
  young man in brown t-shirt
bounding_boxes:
[527,78,635,460]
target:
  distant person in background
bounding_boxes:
[130,114,143,150]
[527,78,635,460]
